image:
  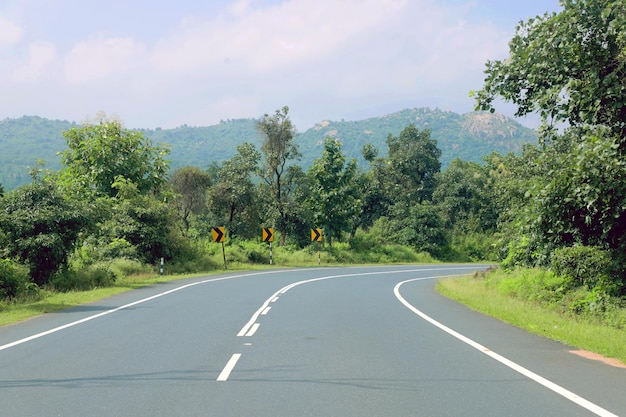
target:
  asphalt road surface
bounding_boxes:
[0,265,625,416]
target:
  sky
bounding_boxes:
[0,0,561,131]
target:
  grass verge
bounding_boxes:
[437,271,626,364]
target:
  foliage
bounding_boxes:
[307,138,360,245]
[60,118,170,197]
[170,166,212,235]
[50,265,116,292]
[550,245,613,291]
[208,143,261,239]
[536,128,626,252]
[473,0,626,142]
[104,178,180,264]
[0,258,31,299]
[0,173,92,285]
[433,159,497,233]
[257,106,301,244]
[386,124,441,205]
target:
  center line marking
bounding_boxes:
[245,323,260,336]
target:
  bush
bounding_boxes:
[0,258,31,299]
[50,265,116,292]
[551,245,611,290]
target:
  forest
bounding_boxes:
[0,0,625,328]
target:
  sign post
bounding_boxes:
[311,228,322,265]
[212,227,227,269]
[262,227,274,265]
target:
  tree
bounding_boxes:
[61,118,170,197]
[170,166,212,235]
[97,177,180,264]
[386,125,441,207]
[207,143,261,239]
[257,106,301,244]
[307,138,360,245]
[433,159,496,233]
[0,172,91,285]
[473,0,626,143]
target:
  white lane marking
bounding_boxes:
[245,323,260,337]
[236,266,482,337]
[261,307,271,315]
[394,278,619,417]
[0,270,299,352]
[216,353,242,381]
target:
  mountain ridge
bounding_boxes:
[0,108,536,190]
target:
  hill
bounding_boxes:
[0,108,536,190]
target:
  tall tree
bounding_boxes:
[307,138,360,245]
[257,106,301,245]
[170,166,213,235]
[207,143,261,239]
[386,124,441,207]
[473,0,626,143]
[433,159,496,233]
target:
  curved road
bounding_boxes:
[0,265,624,416]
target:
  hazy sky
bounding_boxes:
[0,0,561,130]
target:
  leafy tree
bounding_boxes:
[384,202,446,254]
[98,177,179,264]
[61,118,170,197]
[386,125,441,206]
[473,0,626,143]
[207,143,261,239]
[0,182,4,197]
[257,106,301,244]
[170,166,212,235]
[433,159,496,233]
[535,128,626,254]
[307,138,360,245]
[0,172,91,285]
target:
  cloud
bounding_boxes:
[0,15,23,47]
[11,42,58,82]
[64,37,147,84]
[0,0,515,129]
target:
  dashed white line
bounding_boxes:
[216,354,242,382]
[245,323,260,337]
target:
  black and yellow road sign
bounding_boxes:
[212,227,225,243]
[311,228,322,242]
[262,227,274,243]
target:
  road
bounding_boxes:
[0,265,624,416]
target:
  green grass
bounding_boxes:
[437,271,626,364]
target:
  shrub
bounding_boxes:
[0,258,31,299]
[50,265,116,292]
[551,245,611,290]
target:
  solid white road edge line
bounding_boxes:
[0,270,298,352]
[394,277,618,417]
[217,353,242,382]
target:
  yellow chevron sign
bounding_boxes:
[311,228,322,242]
[212,227,225,243]
[262,227,274,243]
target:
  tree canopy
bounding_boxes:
[473,0,626,143]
